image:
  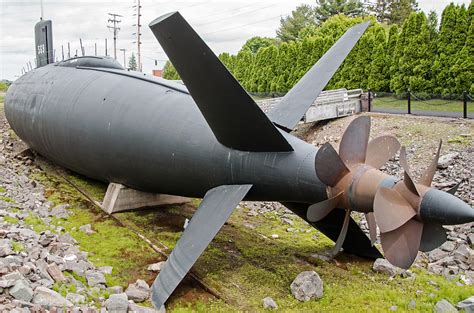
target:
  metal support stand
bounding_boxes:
[101,183,190,214]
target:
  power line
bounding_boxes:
[107,13,122,60]
[189,3,259,22]
[202,13,286,36]
[195,4,277,28]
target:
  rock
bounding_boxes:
[108,286,124,294]
[440,241,456,252]
[390,305,398,311]
[66,292,86,304]
[147,261,165,272]
[437,153,459,169]
[468,234,474,247]
[457,296,474,312]
[79,224,94,235]
[32,286,73,308]
[434,299,458,313]
[129,301,166,312]
[9,280,34,302]
[86,270,106,287]
[49,204,70,219]
[373,258,399,276]
[0,239,13,256]
[47,263,66,283]
[262,297,278,309]
[271,234,279,239]
[125,279,150,303]
[0,271,24,288]
[106,293,128,313]
[429,249,449,263]
[290,271,323,302]
[408,299,416,309]
[98,266,113,275]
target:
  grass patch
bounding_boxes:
[24,212,53,233]
[0,195,14,203]
[373,96,464,112]
[52,281,77,297]
[3,215,19,224]
[11,240,25,253]
[0,186,6,193]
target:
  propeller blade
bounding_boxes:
[399,146,420,196]
[380,218,423,269]
[330,209,351,256]
[373,187,416,233]
[315,143,350,187]
[339,116,371,166]
[307,192,344,222]
[365,212,377,246]
[447,181,462,195]
[419,223,447,252]
[418,140,442,187]
[365,135,401,169]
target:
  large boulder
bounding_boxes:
[457,296,474,312]
[106,293,129,313]
[85,270,106,286]
[373,258,399,276]
[290,271,323,302]
[9,280,33,302]
[32,286,73,308]
[434,299,458,313]
[125,279,150,302]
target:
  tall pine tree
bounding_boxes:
[434,4,469,95]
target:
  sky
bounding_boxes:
[0,0,471,81]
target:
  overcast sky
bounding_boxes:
[0,0,470,80]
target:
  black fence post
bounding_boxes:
[368,89,371,112]
[407,89,411,114]
[463,91,467,118]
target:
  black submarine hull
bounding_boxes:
[5,64,326,203]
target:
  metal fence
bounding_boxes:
[368,90,473,119]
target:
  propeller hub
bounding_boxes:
[420,188,474,225]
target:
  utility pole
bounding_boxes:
[133,0,142,71]
[120,48,127,69]
[107,13,122,60]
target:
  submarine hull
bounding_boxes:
[5,64,326,203]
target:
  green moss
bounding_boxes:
[0,195,14,203]
[0,186,6,193]
[24,213,52,233]
[447,135,471,145]
[3,215,19,224]
[11,240,25,252]
[52,282,77,297]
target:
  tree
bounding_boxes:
[370,0,391,23]
[128,53,137,71]
[434,4,469,95]
[276,4,317,42]
[240,37,278,54]
[389,0,419,25]
[162,61,180,80]
[390,12,433,94]
[314,0,366,23]
[452,18,474,94]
